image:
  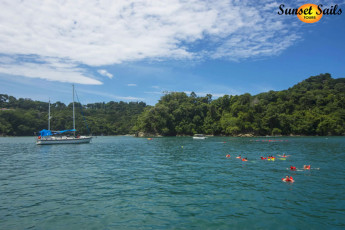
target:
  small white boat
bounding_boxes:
[36,85,92,145]
[193,134,206,139]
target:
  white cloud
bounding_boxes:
[0,0,309,83]
[127,84,137,86]
[117,96,143,100]
[97,69,113,79]
[0,0,303,63]
[0,56,16,64]
[0,58,102,85]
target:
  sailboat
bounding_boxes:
[36,85,92,145]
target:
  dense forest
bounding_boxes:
[0,73,344,136]
[0,96,146,136]
[133,73,345,136]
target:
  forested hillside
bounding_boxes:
[1,73,344,136]
[0,96,146,136]
[133,73,345,136]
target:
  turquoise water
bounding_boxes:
[0,136,344,229]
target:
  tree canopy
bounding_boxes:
[133,73,345,136]
[1,73,344,136]
[0,96,146,136]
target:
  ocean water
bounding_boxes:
[0,136,344,229]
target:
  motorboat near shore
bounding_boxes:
[193,134,206,139]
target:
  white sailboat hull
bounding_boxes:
[36,136,92,145]
[192,137,206,139]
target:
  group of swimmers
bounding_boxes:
[290,165,311,170]
[225,154,249,161]
[226,154,282,161]
[225,153,312,183]
[284,164,313,182]
[233,155,248,161]
[260,156,276,160]
[260,153,290,160]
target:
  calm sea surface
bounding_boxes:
[0,136,344,229]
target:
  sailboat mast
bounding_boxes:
[73,84,75,136]
[48,99,51,130]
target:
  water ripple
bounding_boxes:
[0,136,344,229]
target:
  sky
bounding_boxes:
[0,0,344,105]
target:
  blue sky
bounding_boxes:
[0,0,344,105]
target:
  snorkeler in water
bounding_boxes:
[303,165,311,170]
[282,175,294,182]
[278,153,290,158]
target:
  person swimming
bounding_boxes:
[303,165,311,170]
[236,155,241,159]
[290,166,296,171]
[279,153,290,158]
[282,176,294,182]
[242,157,248,161]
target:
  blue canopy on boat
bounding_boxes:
[39,129,76,136]
[39,129,52,136]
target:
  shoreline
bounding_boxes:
[1,134,343,138]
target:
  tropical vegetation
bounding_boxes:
[0,73,344,136]
[133,73,345,136]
